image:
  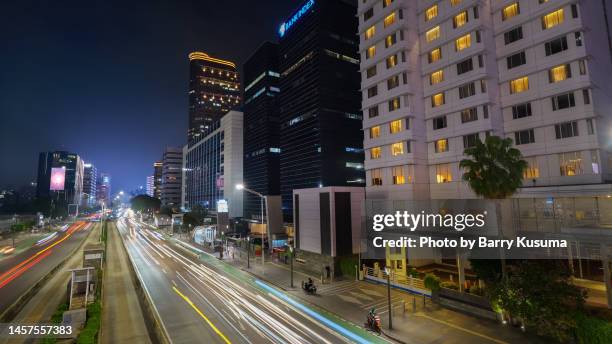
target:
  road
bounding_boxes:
[0,221,91,315]
[117,212,387,344]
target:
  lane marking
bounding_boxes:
[172,286,232,344]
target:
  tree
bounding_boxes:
[130,195,161,213]
[459,136,527,199]
[491,260,585,342]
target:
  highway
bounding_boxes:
[0,221,92,315]
[117,212,387,344]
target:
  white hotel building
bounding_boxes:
[360,0,612,200]
[359,0,612,305]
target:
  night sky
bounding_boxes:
[0,0,298,194]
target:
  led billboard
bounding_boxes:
[50,167,66,191]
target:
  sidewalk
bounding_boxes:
[100,222,151,344]
[181,238,545,344]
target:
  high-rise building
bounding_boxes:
[160,147,183,208]
[243,42,281,222]
[278,0,365,220]
[153,161,163,199]
[82,163,97,207]
[182,111,244,218]
[36,151,84,206]
[358,0,612,200]
[146,175,154,197]
[96,173,111,206]
[188,52,241,144]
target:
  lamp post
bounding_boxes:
[289,245,294,288]
[236,184,267,274]
[384,267,393,330]
[246,236,250,269]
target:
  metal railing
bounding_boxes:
[362,266,430,296]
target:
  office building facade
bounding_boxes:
[153,161,162,199]
[146,175,154,197]
[182,111,244,218]
[243,42,281,221]
[96,173,111,206]
[82,163,97,207]
[278,0,365,220]
[188,52,241,144]
[36,151,84,206]
[359,0,612,199]
[160,147,183,208]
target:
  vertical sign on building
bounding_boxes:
[50,167,66,191]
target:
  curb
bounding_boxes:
[0,221,90,322]
[115,221,171,344]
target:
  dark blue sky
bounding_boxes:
[0,0,297,194]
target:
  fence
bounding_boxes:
[362,266,431,297]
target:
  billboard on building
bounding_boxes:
[217,199,228,213]
[50,167,66,191]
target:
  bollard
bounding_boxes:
[402,300,406,315]
[413,295,416,312]
[423,294,426,307]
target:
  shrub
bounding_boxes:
[440,281,459,290]
[407,267,419,278]
[468,285,484,296]
[575,312,612,344]
[423,273,440,292]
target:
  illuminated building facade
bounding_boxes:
[97,173,111,206]
[188,52,241,144]
[160,147,183,208]
[278,0,365,220]
[36,151,84,206]
[82,163,97,207]
[153,161,162,199]
[243,42,281,222]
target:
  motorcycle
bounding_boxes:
[365,314,382,335]
[301,280,317,295]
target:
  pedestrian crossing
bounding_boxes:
[317,280,409,315]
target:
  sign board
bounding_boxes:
[50,167,66,191]
[217,199,228,213]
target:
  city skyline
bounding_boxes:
[0,0,297,193]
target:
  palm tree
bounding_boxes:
[460,135,527,288]
[460,136,527,199]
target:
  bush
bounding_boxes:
[407,267,419,278]
[468,285,484,296]
[338,256,358,277]
[440,281,459,290]
[77,301,101,344]
[423,273,440,292]
[575,312,612,344]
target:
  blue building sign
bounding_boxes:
[278,0,315,37]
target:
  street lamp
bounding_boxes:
[288,245,294,288]
[384,267,393,330]
[246,235,250,269]
[236,184,267,274]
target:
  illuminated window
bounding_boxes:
[559,151,582,176]
[591,150,599,174]
[426,26,440,42]
[392,166,405,184]
[384,13,396,28]
[425,5,438,21]
[435,139,449,153]
[371,147,382,159]
[502,3,520,21]
[370,126,381,138]
[455,33,471,51]
[510,76,529,94]
[386,54,397,68]
[523,157,540,179]
[387,75,400,89]
[383,0,393,8]
[388,97,401,111]
[371,169,383,186]
[450,0,462,6]
[435,164,453,183]
[549,64,571,83]
[366,46,376,59]
[431,92,445,107]
[365,26,376,40]
[430,70,444,85]
[542,9,564,30]
[453,11,468,28]
[391,142,404,156]
[390,119,402,134]
[385,34,397,48]
[428,48,441,63]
